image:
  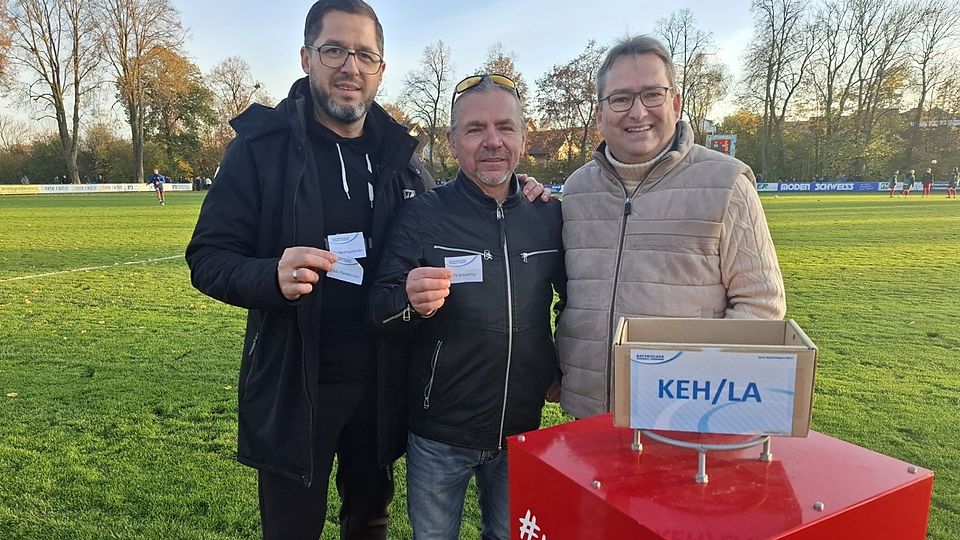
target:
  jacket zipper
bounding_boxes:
[605,197,631,411]
[292,140,315,487]
[247,331,260,357]
[603,159,666,411]
[520,249,559,263]
[496,204,514,450]
[381,304,414,324]
[422,340,444,409]
[434,245,494,260]
[241,328,262,395]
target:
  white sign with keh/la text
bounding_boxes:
[629,349,798,435]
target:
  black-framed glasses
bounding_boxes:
[305,43,383,74]
[600,87,672,112]
[451,74,521,112]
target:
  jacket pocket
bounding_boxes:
[240,312,267,398]
[434,245,494,260]
[422,340,443,409]
[623,221,721,256]
[520,249,559,263]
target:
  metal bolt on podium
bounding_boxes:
[631,429,643,452]
[760,438,773,462]
[696,451,709,484]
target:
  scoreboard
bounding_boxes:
[706,134,737,157]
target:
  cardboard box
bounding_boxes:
[613,318,817,437]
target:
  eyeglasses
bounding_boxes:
[600,87,672,112]
[305,43,383,75]
[451,74,521,112]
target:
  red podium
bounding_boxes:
[508,415,933,539]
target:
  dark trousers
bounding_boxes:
[258,381,393,540]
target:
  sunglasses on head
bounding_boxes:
[451,74,520,112]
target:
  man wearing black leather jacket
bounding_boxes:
[368,75,565,540]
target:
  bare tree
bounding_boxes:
[477,42,530,115]
[684,53,730,144]
[401,40,453,175]
[207,56,265,121]
[930,61,960,120]
[904,0,960,161]
[847,0,916,167]
[96,0,183,182]
[535,40,607,167]
[801,0,858,175]
[810,0,857,134]
[8,0,100,183]
[0,114,32,147]
[656,9,714,122]
[742,0,817,177]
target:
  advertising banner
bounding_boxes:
[0,185,41,195]
[2,183,192,195]
[776,182,880,192]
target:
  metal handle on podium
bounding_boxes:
[631,429,773,484]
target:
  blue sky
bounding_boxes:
[175,0,756,119]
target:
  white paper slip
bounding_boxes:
[327,232,367,259]
[444,255,483,284]
[327,257,364,285]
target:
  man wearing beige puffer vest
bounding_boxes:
[556,35,786,420]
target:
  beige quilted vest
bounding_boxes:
[557,123,765,419]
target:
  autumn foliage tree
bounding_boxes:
[476,42,530,115]
[0,7,13,90]
[144,47,216,177]
[535,40,606,170]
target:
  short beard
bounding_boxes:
[476,171,513,188]
[312,85,373,124]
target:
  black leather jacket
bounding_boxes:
[368,172,565,450]
[186,78,434,486]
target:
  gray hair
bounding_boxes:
[449,76,525,135]
[596,35,677,98]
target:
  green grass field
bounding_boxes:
[0,191,957,539]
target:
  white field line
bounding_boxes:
[0,255,182,283]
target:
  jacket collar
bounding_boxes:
[453,169,521,209]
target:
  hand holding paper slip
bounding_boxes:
[406,267,452,317]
